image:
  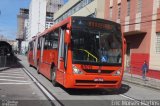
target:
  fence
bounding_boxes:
[125,66,143,77]
[0,55,17,68]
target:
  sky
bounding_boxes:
[0,0,30,40]
[0,0,68,40]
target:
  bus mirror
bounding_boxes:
[65,30,71,44]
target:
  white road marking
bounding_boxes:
[0,82,30,85]
[22,68,62,106]
[1,71,23,74]
[0,73,23,76]
[0,79,28,82]
[120,94,135,100]
[0,76,25,79]
[120,94,150,106]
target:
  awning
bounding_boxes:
[124,30,147,36]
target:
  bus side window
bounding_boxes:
[44,34,49,50]
[52,29,58,49]
[29,42,33,51]
[37,37,41,50]
[47,29,58,50]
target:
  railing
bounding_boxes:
[0,56,7,67]
[125,66,142,77]
[0,55,17,69]
[77,49,98,62]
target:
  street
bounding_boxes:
[0,62,53,106]
[15,55,160,106]
[1,0,160,106]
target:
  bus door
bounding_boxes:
[34,37,38,67]
[39,37,45,74]
[32,40,36,66]
[28,42,34,65]
[57,29,66,85]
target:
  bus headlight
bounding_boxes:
[72,65,83,74]
[113,68,122,76]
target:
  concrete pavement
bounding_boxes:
[123,72,160,90]
[0,59,52,106]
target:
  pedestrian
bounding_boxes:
[142,60,148,81]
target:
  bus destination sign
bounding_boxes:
[88,21,113,30]
[72,18,114,31]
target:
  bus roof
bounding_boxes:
[29,16,121,42]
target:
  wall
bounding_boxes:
[28,0,46,41]
[105,0,160,78]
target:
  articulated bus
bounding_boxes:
[28,16,126,89]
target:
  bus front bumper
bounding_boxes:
[65,74,122,89]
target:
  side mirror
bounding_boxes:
[65,30,71,44]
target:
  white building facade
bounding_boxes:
[54,0,106,24]
[27,0,64,41]
[28,0,46,41]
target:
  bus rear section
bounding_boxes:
[28,39,36,67]
[55,17,125,89]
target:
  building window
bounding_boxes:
[137,0,142,13]
[109,7,112,19]
[88,12,96,18]
[127,0,130,16]
[156,33,160,53]
[55,0,94,23]
[118,3,121,19]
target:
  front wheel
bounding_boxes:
[37,60,40,74]
[37,66,40,74]
[29,64,32,67]
[51,67,58,86]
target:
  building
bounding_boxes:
[54,0,106,24]
[28,0,64,41]
[28,0,46,41]
[105,0,160,79]
[46,0,64,29]
[17,8,29,54]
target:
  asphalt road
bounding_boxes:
[0,63,52,106]
[17,55,160,106]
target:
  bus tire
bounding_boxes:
[37,60,40,74]
[51,67,58,86]
[29,64,32,67]
[37,66,40,74]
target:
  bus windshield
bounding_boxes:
[71,28,122,65]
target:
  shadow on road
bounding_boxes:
[59,84,130,96]
[0,55,22,71]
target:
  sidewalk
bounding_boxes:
[123,71,160,90]
[0,67,10,71]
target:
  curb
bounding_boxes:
[123,78,160,91]
[0,67,11,71]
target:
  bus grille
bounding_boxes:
[84,69,114,74]
[76,80,117,84]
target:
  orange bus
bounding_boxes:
[28,16,126,89]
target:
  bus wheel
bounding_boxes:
[37,62,40,74]
[37,66,40,74]
[51,67,58,86]
[29,64,32,67]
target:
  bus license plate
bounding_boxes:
[94,78,104,82]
